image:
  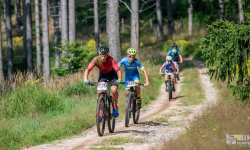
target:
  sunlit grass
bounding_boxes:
[177,61,205,106]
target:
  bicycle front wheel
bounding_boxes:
[125,93,132,127]
[168,80,172,101]
[96,96,106,136]
[133,96,140,124]
[107,99,115,133]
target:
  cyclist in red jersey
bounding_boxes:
[84,46,122,117]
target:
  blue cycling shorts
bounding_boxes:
[125,73,140,90]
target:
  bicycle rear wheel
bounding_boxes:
[96,96,106,136]
[125,93,132,127]
[107,99,115,133]
[168,80,172,101]
[133,96,140,124]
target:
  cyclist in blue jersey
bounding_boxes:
[159,56,178,91]
[118,48,149,109]
[167,48,183,81]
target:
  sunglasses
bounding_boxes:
[168,61,172,62]
[129,55,135,58]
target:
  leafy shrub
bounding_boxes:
[52,40,94,76]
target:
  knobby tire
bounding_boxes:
[125,93,132,127]
[96,96,106,136]
[107,98,115,133]
[168,80,172,101]
[133,95,140,124]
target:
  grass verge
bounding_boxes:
[94,137,141,146]
[163,78,250,150]
[177,61,205,106]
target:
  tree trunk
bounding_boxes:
[53,0,60,68]
[48,1,51,15]
[106,2,109,37]
[22,0,27,56]
[42,0,50,83]
[26,0,33,74]
[156,0,164,41]
[181,16,183,33]
[188,0,193,35]
[61,0,68,54]
[131,0,139,51]
[121,18,124,32]
[218,0,224,20]
[5,0,13,81]
[108,0,121,61]
[85,18,88,34]
[150,18,153,34]
[69,0,76,42]
[0,4,3,85]
[94,0,99,55]
[3,1,6,20]
[35,0,42,76]
[15,0,22,28]
[238,0,244,23]
[167,0,175,38]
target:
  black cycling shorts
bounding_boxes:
[98,72,118,86]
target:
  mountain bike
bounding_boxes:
[160,72,174,101]
[121,81,144,127]
[88,81,117,136]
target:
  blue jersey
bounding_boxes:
[168,50,181,61]
[161,62,176,73]
[118,57,144,75]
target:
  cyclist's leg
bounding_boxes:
[109,73,119,104]
[174,61,180,80]
[165,74,169,86]
[109,73,119,117]
[133,73,141,108]
[171,74,175,88]
[133,73,140,97]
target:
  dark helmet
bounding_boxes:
[98,46,109,55]
[173,43,177,48]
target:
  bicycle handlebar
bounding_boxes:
[120,81,144,86]
[159,72,178,75]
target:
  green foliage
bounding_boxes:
[198,20,250,100]
[0,85,65,118]
[52,40,91,76]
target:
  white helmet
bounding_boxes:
[167,56,172,61]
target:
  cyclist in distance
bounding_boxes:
[171,43,181,54]
[167,48,183,81]
[118,48,149,109]
[159,56,178,91]
[84,46,122,118]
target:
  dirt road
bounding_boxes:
[24,58,218,150]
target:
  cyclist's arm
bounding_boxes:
[84,59,95,80]
[141,68,149,86]
[112,58,122,79]
[159,67,163,73]
[84,69,90,80]
[179,54,183,63]
[117,70,122,79]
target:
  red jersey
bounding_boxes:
[87,56,120,75]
